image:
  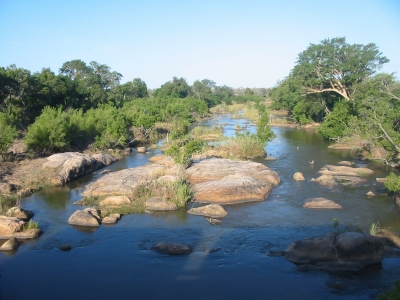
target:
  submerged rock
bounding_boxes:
[145,197,177,211]
[151,242,192,255]
[59,244,72,251]
[0,237,19,251]
[68,210,100,227]
[318,165,374,177]
[43,152,117,184]
[186,158,280,204]
[188,204,228,218]
[285,232,384,271]
[303,197,342,209]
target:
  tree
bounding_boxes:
[293,37,389,103]
[191,79,215,100]
[153,77,191,98]
[0,112,17,155]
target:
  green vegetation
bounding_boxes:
[23,219,40,231]
[378,281,400,300]
[270,37,399,162]
[223,132,266,159]
[370,222,383,236]
[385,173,400,193]
[165,137,205,165]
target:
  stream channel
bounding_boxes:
[1,113,400,299]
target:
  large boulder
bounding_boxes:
[285,232,384,271]
[188,204,228,218]
[99,196,131,207]
[145,197,177,211]
[6,207,34,220]
[151,242,192,255]
[303,197,342,209]
[82,163,171,197]
[43,152,117,184]
[68,210,100,227]
[186,158,280,204]
[0,216,25,237]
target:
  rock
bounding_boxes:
[148,155,166,162]
[82,163,168,197]
[13,229,42,239]
[318,165,374,177]
[264,157,277,161]
[285,232,384,271]
[337,161,356,166]
[313,174,337,187]
[99,196,131,207]
[102,216,118,224]
[327,143,357,150]
[293,172,305,181]
[68,210,100,227]
[58,244,71,251]
[206,218,222,225]
[334,176,367,186]
[0,237,20,251]
[0,216,25,237]
[145,197,178,211]
[186,158,279,204]
[303,197,342,209]
[109,213,121,220]
[83,208,101,220]
[43,152,117,184]
[151,242,192,255]
[376,178,387,183]
[366,191,375,196]
[98,169,111,175]
[6,207,34,220]
[137,147,147,153]
[188,204,228,218]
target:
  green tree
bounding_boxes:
[0,112,17,155]
[256,111,275,142]
[153,77,191,98]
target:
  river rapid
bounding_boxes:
[0,114,399,300]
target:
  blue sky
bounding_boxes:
[1,0,399,89]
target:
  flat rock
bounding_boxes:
[186,158,280,204]
[0,216,25,237]
[82,163,169,197]
[313,174,337,187]
[145,197,177,211]
[285,232,384,271]
[13,229,42,239]
[0,237,20,251]
[99,196,131,207]
[149,155,166,162]
[151,242,192,255]
[293,172,305,181]
[337,161,356,166]
[6,207,34,220]
[102,216,118,224]
[188,204,228,218]
[318,165,374,177]
[303,197,342,209]
[264,157,277,161]
[43,152,117,184]
[68,210,100,227]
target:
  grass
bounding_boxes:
[370,222,383,236]
[23,219,40,231]
[191,125,224,141]
[243,106,259,123]
[222,134,266,159]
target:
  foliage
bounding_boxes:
[378,281,400,300]
[370,222,382,236]
[385,173,400,193]
[223,131,266,159]
[153,77,191,98]
[23,219,40,231]
[0,112,17,155]
[319,100,352,140]
[166,137,205,165]
[257,111,276,143]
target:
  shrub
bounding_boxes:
[224,132,266,159]
[0,112,17,155]
[385,173,400,193]
[166,137,205,165]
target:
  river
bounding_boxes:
[0,113,399,300]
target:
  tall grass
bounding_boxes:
[243,106,259,123]
[218,134,266,159]
[191,125,223,141]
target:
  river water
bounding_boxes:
[0,114,399,300]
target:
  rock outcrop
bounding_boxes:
[186,158,280,204]
[0,216,25,237]
[151,242,192,255]
[188,204,228,218]
[68,210,100,227]
[312,164,373,188]
[285,232,384,271]
[303,197,342,209]
[43,152,117,184]
[81,158,176,197]
[318,165,373,177]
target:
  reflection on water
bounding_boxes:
[0,114,399,300]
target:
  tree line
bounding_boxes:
[0,60,265,154]
[269,37,400,163]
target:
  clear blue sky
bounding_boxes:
[1,0,399,89]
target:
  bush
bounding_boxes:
[166,137,205,165]
[0,112,17,155]
[257,111,276,143]
[385,173,400,193]
[224,131,266,159]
